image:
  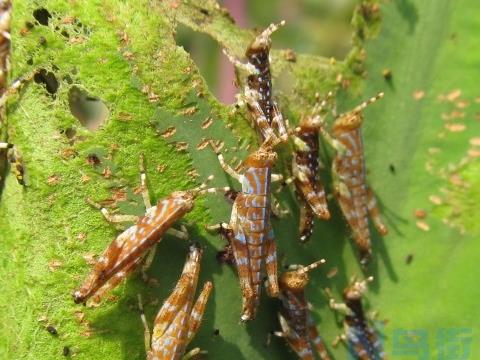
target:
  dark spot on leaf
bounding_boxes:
[27,58,33,65]
[64,127,76,140]
[200,8,209,15]
[406,254,414,264]
[25,21,35,29]
[61,30,69,38]
[389,164,396,174]
[33,69,59,95]
[86,153,101,166]
[68,86,109,131]
[63,75,73,84]
[213,329,220,336]
[63,346,70,356]
[38,36,47,46]
[46,325,58,335]
[33,8,52,26]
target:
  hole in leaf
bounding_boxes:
[68,86,109,131]
[33,8,52,26]
[175,24,235,104]
[33,69,59,95]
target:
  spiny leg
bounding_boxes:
[186,281,213,343]
[270,173,289,217]
[245,89,279,143]
[307,319,331,360]
[319,126,347,155]
[270,195,289,218]
[332,333,347,347]
[182,348,206,360]
[271,102,288,143]
[273,313,293,339]
[229,225,256,321]
[73,229,130,304]
[141,224,189,281]
[0,72,35,107]
[153,275,193,337]
[137,294,152,355]
[298,197,315,242]
[329,298,353,316]
[210,141,242,181]
[86,197,139,225]
[222,48,259,75]
[138,153,152,209]
[86,254,142,305]
[366,186,388,236]
[264,228,279,297]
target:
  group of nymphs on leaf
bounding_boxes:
[71,21,388,360]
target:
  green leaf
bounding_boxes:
[1,0,478,359]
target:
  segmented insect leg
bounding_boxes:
[222,48,259,75]
[366,186,388,236]
[182,348,206,360]
[365,326,387,360]
[271,102,288,142]
[299,180,330,219]
[186,281,213,342]
[153,244,202,333]
[210,141,242,181]
[153,275,194,338]
[73,229,134,304]
[139,153,152,209]
[332,333,347,347]
[231,228,256,321]
[270,172,289,217]
[270,196,289,218]
[91,257,144,304]
[298,197,315,242]
[245,89,279,143]
[264,228,279,297]
[328,298,353,316]
[138,294,153,356]
[86,197,139,224]
[275,314,315,359]
[307,319,331,360]
[319,126,348,155]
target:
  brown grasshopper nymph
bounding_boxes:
[224,21,288,144]
[327,276,386,360]
[73,156,224,305]
[273,259,331,360]
[139,243,213,360]
[320,93,388,266]
[288,94,332,242]
[207,140,283,321]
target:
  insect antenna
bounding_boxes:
[312,91,334,116]
[351,92,384,114]
[296,258,326,274]
[194,175,231,197]
[190,175,214,196]
[253,20,285,47]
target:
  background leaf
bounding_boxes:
[0,0,478,359]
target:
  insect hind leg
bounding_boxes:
[86,197,139,225]
[366,186,388,236]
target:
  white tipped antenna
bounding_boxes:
[352,92,384,113]
[297,259,326,274]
